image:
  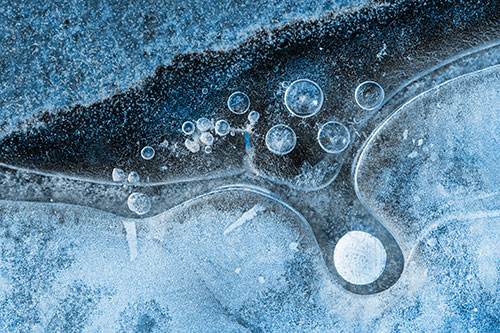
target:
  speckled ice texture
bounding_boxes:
[1,0,499,332]
[0,0,364,130]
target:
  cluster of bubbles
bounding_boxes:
[264,79,384,156]
[112,168,140,183]
[115,81,384,213]
[181,91,262,154]
[111,168,149,215]
[227,91,260,128]
[182,117,226,154]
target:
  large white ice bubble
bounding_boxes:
[334,231,386,285]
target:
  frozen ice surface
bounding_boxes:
[0,188,336,331]
[354,65,500,329]
[1,0,500,331]
[2,185,496,331]
[0,0,366,131]
[355,64,500,253]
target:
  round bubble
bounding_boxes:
[112,168,126,182]
[227,91,250,114]
[265,124,297,156]
[184,138,200,153]
[215,120,230,136]
[284,79,324,118]
[127,192,151,215]
[200,132,214,146]
[334,231,387,285]
[140,146,155,160]
[248,111,260,123]
[317,121,351,154]
[355,81,385,110]
[182,121,195,135]
[196,117,211,132]
[128,171,140,183]
[202,88,208,94]
[204,146,212,154]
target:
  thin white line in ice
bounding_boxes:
[122,220,138,261]
[224,204,266,235]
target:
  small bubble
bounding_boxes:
[112,168,126,182]
[182,121,195,135]
[196,117,211,132]
[184,138,200,153]
[127,192,151,215]
[204,146,212,154]
[258,276,266,284]
[140,146,155,160]
[265,124,297,155]
[317,121,351,154]
[227,91,250,114]
[200,132,214,146]
[248,111,260,123]
[355,81,385,110]
[202,88,208,94]
[128,171,140,183]
[284,79,323,118]
[215,120,230,136]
